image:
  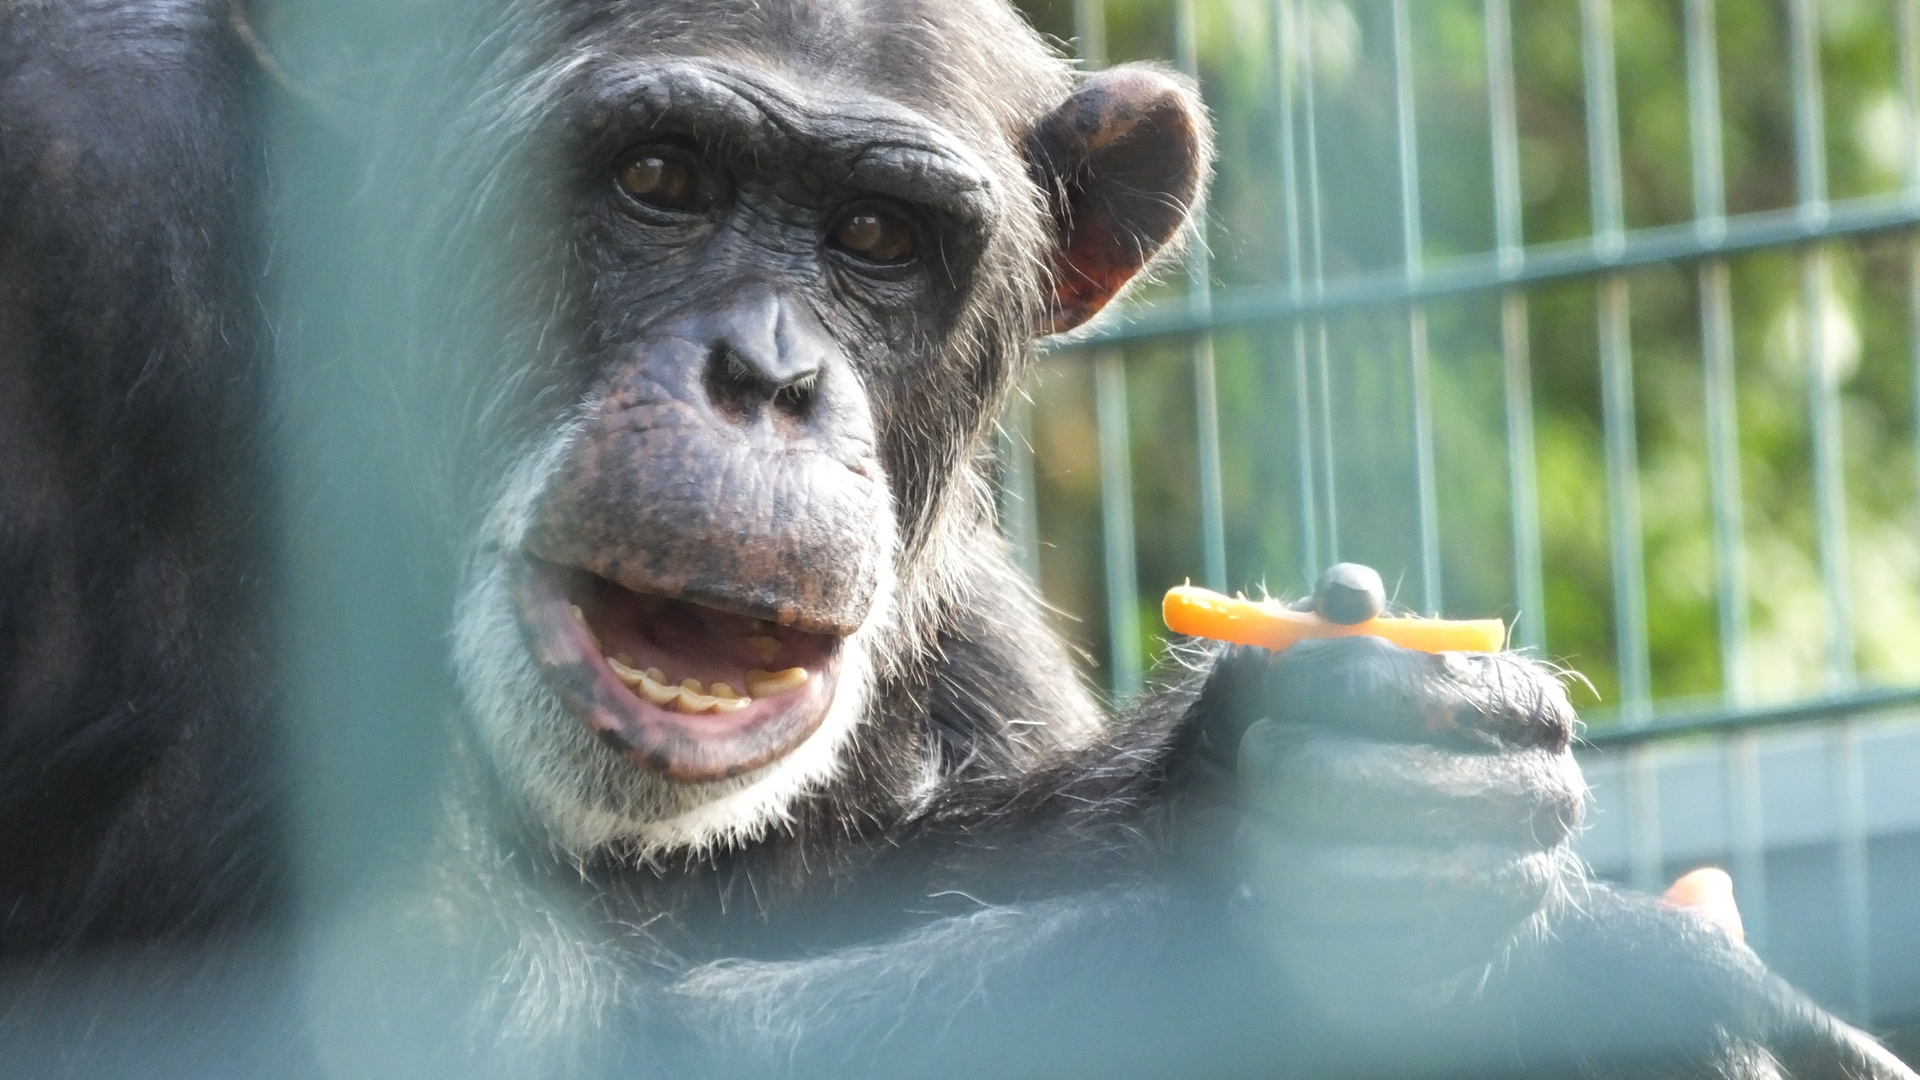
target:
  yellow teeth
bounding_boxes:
[746,667,809,697]
[746,635,782,663]
[676,689,721,713]
[708,683,749,714]
[571,604,600,649]
[634,672,682,706]
[603,657,806,713]
[607,657,682,705]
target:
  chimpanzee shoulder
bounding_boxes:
[1,3,1913,1080]
[0,0,282,952]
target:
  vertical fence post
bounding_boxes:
[1582,0,1659,893]
[1096,349,1143,699]
[1073,0,1141,700]
[1072,0,1107,71]
[1581,0,1647,715]
[1804,248,1852,687]
[1297,0,1338,567]
[1791,3,1847,682]
[1484,0,1545,651]
[1687,0,1746,701]
[1500,295,1541,642]
[1583,0,1626,261]
[1293,323,1319,587]
[1705,253,1769,948]
[1787,0,1869,1023]
[1908,41,1920,997]
[1727,732,1769,953]
[997,391,1041,583]
[1684,0,1768,955]
[1603,273,1660,893]
[1835,722,1872,1022]
[1275,0,1318,588]
[1314,329,1339,567]
[1175,0,1228,593]
[1700,271,1745,678]
[1904,12,1920,1007]
[1583,0,1646,714]
[1906,0,1920,565]
[1391,0,1441,615]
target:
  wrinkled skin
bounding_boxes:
[0,1,1912,1078]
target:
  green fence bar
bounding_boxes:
[1297,0,1339,566]
[1485,0,1545,652]
[1054,195,1920,349]
[1390,0,1441,615]
[1274,0,1318,585]
[1095,348,1143,698]
[997,389,1041,583]
[1005,1,1920,1014]
[1174,0,1228,593]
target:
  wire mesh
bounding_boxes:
[1006,0,1920,1026]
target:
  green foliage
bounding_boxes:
[1014,0,1920,721]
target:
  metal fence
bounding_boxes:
[1002,0,1920,1029]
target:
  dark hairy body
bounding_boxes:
[0,1,1915,1078]
[0,0,281,954]
[0,4,299,1072]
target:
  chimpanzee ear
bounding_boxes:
[1026,65,1211,335]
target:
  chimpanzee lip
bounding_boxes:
[507,556,841,783]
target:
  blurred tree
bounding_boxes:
[1012,0,1920,720]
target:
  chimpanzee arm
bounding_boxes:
[665,631,1915,1080]
[312,565,1911,1079]
[664,883,1271,1079]
[1230,634,1916,1080]
[1317,877,1917,1080]
[652,630,1591,1078]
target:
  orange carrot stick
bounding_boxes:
[1162,585,1507,654]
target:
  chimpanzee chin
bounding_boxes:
[0,1,1912,1078]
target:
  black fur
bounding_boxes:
[0,2,1914,1079]
[0,0,283,956]
[0,5,299,1073]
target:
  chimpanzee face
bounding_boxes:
[444,6,1206,857]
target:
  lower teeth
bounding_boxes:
[605,657,762,713]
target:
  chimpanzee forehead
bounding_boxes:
[571,0,1071,143]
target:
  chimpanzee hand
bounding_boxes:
[1200,565,1584,1020]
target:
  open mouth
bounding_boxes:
[509,558,842,782]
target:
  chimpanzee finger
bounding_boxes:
[1262,635,1575,752]
[1236,830,1566,934]
[1301,562,1387,625]
[1237,720,1585,851]
[1235,827,1570,991]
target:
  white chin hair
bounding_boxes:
[450,438,893,861]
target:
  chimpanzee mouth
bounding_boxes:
[509,558,842,783]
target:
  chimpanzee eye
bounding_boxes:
[829,204,917,265]
[615,147,705,213]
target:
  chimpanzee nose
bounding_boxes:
[701,285,828,420]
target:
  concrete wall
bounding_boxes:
[1577,713,1920,1025]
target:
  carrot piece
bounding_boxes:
[1161,585,1507,655]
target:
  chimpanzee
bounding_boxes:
[2,0,1914,1078]
[0,0,283,958]
[0,3,298,1071]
